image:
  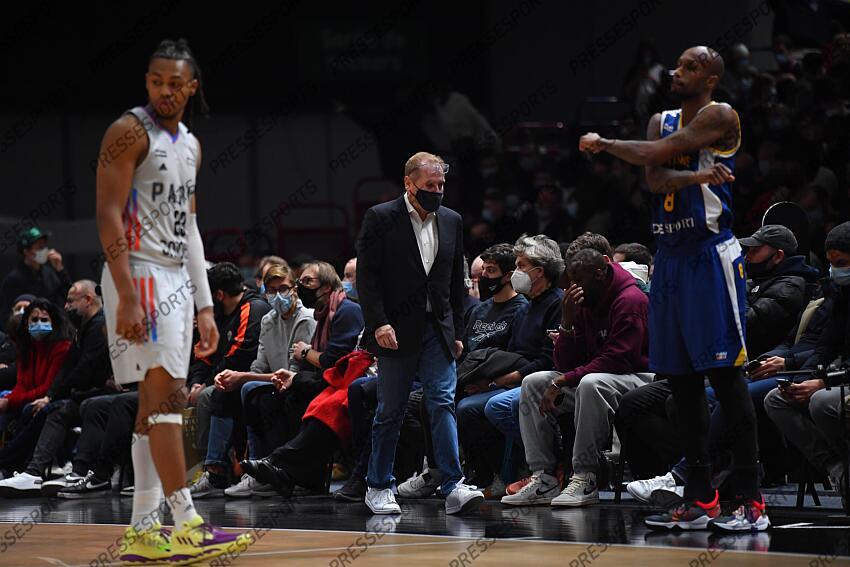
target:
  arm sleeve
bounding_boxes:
[186,213,213,311]
[355,208,388,330]
[450,219,466,342]
[318,303,365,369]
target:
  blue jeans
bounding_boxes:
[206,381,273,466]
[671,377,778,481]
[368,321,462,495]
[484,387,522,442]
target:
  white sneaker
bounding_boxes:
[626,472,678,504]
[397,468,442,498]
[500,472,559,506]
[365,487,401,514]
[551,473,599,507]
[188,471,224,499]
[224,474,255,498]
[445,482,484,515]
[0,472,43,497]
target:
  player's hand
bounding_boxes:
[561,284,584,328]
[695,163,735,185]
[375,324,398,350]
[579,132,612,154]
[116,293,147,344]
[195,307,219,358]
[749,356,785,381]
[47,249,64,271]
[271,368,295,392]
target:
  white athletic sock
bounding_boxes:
[130,434,163,531]
[167,487,202,529]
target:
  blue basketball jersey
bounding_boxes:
[651,102,741,249]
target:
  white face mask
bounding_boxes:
[511,268,534,295]
[33,248,49,265]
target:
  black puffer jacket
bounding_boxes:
[746,255,819,358]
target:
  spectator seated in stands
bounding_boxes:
[0,228,72,323]
[452,235,564,497]
[245,261,363,469]
[240,349,376,498]
[0,299,73,479]
[500,248,651,508]
[0,294,34,391]
[739,224,819,357]
[193,263,316,498]
[388,243,528,501]
[187,262,271,497]
[612,242,653,293]
[342,257,358,301]
[764,222,850,512]
[252,255,288,293]
[0,280,111,496]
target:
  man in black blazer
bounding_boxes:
[356,151,484,515]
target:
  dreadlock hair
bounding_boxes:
[149,38,209,131]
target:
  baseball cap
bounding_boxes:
[18,226,50,250]
[739,224,797,253]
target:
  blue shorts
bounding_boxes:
[649,234,747,374]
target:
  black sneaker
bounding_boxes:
[334,475,367,502]
[42,472,84,497]
[56,471,110,499]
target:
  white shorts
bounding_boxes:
[102,261,195,385]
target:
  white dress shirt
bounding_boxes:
[404,192,439,311]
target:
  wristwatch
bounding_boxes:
[301,346,311,360]
[488,381,499,391]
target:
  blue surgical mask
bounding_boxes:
[829,265,850,287]
[28,321,52,339]
[268,292,294,316]
[342,281,357,298]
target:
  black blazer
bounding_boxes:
[356,195,465,358]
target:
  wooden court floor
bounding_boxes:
[2,523,846,566]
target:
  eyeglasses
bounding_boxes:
[298,277,319,287]
[266,284,294,295]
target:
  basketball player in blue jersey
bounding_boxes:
[580,46,768,532]
[96,39,252,563]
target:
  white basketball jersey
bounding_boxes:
[123,106,199,267]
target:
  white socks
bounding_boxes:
[130,434,163,530]
[167,487,201,528]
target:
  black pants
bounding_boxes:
[0,403,48,475]
[75,392,138,480]
[25,399,81,477]
[615,379,681,479]
[247,370,326,457]
[269,418,338,489]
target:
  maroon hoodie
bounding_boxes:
[554,263,649,386]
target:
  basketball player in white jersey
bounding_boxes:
[96,39,250,564]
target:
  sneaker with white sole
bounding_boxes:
[55,471,110,499]
[41,472,84,496]
[500,472,560,506]
[551,472,599,507]
[0,472,43,497]
[189,471,225,499]
[445,482,484,515]
[397,468,442,498]
[365,487,401,514]
[224,473,275,498]
[626,472,679,504]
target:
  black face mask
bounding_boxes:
[746,255,775,279]
[415,189,443,213]
[478,275,506,301]
[297,282,319,309]
[65,308,83,329]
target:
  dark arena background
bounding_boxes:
[2,0,850,565]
